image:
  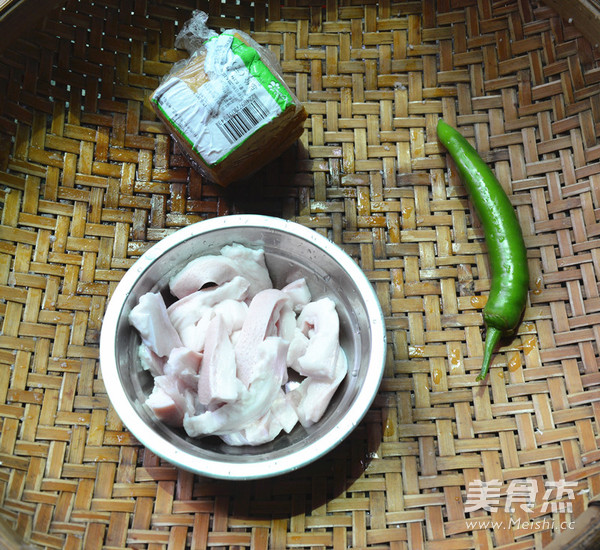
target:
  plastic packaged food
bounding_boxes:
[150,11,307,186]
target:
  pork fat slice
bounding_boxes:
[169,244,272,299]
[168,275,249,329]
[185,361,282,437]
[197,314,243,409]
[138,344,165,377]
[294,298,340,379]
[234,289,290,387]
[288,347,348,428]
[220,244,273,298]
[146,374,197,426]
[129,244,348,446]
[129,292,182,357]
[282,278,312,312]
[220,389,299,446]
[178,298,248,354]
[163,347,203,390]
[184,337,289,437]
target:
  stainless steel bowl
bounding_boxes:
[100,215,386,480]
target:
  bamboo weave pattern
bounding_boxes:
[1,0,600,548]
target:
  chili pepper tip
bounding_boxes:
[476,326,502,381]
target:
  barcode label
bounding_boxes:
[153,48,283,166]
[216,97,270,144]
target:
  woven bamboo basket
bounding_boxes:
[1,0,600,548]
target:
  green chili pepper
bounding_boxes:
[437,119,529,381]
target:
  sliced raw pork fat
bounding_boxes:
[177,299,248,355]
[287,347,348,428]
[286,329,309,370]
[197,314,243,409]
[217,387,298,447]
[282,278,312,312]
[294,298,340,379]
[169,244,272,299]
[129,292,182,357]
[146,374,197,426]
[221,409,286,446]
[270,388,300,433]
[169,256,239,298]
[167,276,250,349]
[138,344,166,377]
[163,347,203,390]
[184,369,279,437]
[220,416,282,446]
[130,244,349,446]
[184,337,289,438]
[276,303,297,343]
[234,289,291,387]
[220,244,273,298]
[211,299,248,335]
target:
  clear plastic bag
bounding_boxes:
[150,11,306,186]
[175,10,217,52]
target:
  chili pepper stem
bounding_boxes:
[477,326,502,381]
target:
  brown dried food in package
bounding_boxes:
[150,11,307,186]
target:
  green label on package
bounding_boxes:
[152,32,295,166]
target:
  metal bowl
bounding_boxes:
[99,215,386,480]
